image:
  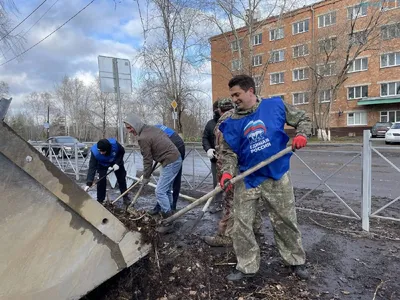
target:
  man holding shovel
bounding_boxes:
[85,138,129,205]
[124,114,182,225]
[219,75,311,281]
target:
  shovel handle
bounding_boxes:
[163,146,293,224]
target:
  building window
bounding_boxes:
[269,28,284,41]
[293,68,309,81]
[252,55,263,66]
[318,11,337,28]
[348,57,368,72]
[317,63,335,77]
[318,37,337,53]
[293,92,309,105]
[293,20,309,35]
[348,85,368,99]
[347,112,367,126]
[231,39,242,51]
[380,110,400,122]
[381,52,400,68]
[319,89,332,103]
[349,30,368,45]
[253,75,262,89]
[253,33,262,46]
[293,44,309,58]
[269,50,285,63]
[381,81,400,97]
[232,59,241,71]
[347,4,367,20]
[381,23,400,40]
[381,0,400,11]
[270,72,284,85]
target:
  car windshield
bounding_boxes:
[391,123,400,129]
[56,137,79,143]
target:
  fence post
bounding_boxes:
[362,130,371,231]
[192,144,195,187]
[74,143,79,180]
[49,139,52,163]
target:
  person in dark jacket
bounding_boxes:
[149,124,185,213]
[202,100,222,205]
[85,138,129,205]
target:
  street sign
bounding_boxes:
[172,112,178,120]
[43,122,50,129]
[171,100,178,109]
[98,56,132,94]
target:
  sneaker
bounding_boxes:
[123,195,131,206]
[291,265,309,280]
[203,235,232,247]
[226,270,255,281]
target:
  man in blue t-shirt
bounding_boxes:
[85,138,129,205]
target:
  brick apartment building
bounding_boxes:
[210,0,400,136]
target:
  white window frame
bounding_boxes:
[292,19,309,35]
[270,72,285,85]
[293,68,309,81]
[318,37,337,53]
[380,110,400,122]
[317,62,336,77]
[318,11,337,28]
[381,51,400,68]
[381,23,400,40]
[231,39,242,51]
[293,44,309,58]
[292,92,309,105]
[231,59,241,71]
[348,57,369,73]
[252,54,263,66]
[347,111,367,126]
[269,27,284,41]
[347,4,367,20]
[347,85,369,100]
[269,49,285,63]
[380,81,400,97]
[319,89,332,103]
[253,33,262,46]
[253,75,262,89]
[380,0,400,11]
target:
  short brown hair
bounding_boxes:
[228,75,256,94]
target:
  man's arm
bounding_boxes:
[114,142,125,166]
[86,152,97,185]
[219,133,238,177]
[284,102,312,137]
[138,139,153,179]
[202,120,213,152]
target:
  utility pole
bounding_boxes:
[112,58,124,144]
[47,105,50,139]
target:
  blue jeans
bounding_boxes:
[155,157,182,213]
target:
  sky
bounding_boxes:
[1,0,213,109]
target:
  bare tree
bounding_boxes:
[299,2,391,140]
[0,0,24,58]
[134,0,211,135]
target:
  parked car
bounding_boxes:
[385,123,400,144]
[371,122,392,138]
[42,136,89,157]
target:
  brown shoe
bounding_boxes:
[203,235,232,247]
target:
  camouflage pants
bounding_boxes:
[231,172,305,274]
[216,159,262,236]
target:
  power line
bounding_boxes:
[0,0,48,42]
[0,0,61,59]
[0,0,95,67]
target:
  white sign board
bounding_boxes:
[98,56,132,94]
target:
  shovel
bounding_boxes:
[125,162,159,211]
[87,168,115,191]
[162,146,294,225]
[183,196,214,235]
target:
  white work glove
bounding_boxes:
[207,149,216,159]
[84,186,90,192]
[108,164,120,172]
